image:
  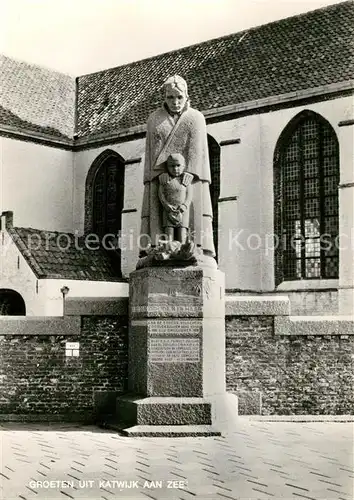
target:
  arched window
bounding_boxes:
[0,290,26,315]
[208,135,220,261]
[85,150,125,276]
[92,155,124,238]
[274,111,339,284]
[85,150,125,237]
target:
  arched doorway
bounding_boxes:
[0,290,26,315]
[274,110,339,285]
[208,135,221,261]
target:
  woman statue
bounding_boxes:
[140,75,215,260]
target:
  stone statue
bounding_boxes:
[158,153,193,244]
[138,75,215,266]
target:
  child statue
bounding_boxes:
[158,153,193,244]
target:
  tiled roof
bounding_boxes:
[0,55,75,139]
[0,105,70,139]
[9,227,123,281]
[77,1,354,138]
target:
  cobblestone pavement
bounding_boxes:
[1,418,353,500]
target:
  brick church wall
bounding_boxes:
[226,316,354,415]
[0,314,352,420]
[0,316,129,421]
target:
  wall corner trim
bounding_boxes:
[125,157,142,165]
[220,138,241,146]
[274,315,354,336]
[339,182,354,189]
[226,295,290,316]
[338,119,354,127]
[65,297,128,316]
[0,316,81,336]
[219,196,238,203]
[122,208,138,214]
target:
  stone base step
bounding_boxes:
[102,422,221,437]
[116,395,212,426]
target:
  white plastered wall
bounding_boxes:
[39,279,129,316]
[71,95,352,294]
[0,229,39,315]
[0,229,129,316]
[208,116,262,290]
[338,109,354,314]
[73,140,145,276]
[208,95,353,292]
[0,138,74,232]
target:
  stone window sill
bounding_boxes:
[277,279,338,292]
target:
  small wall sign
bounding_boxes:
[65,342,80,357]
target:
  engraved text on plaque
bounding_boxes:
[149,338,200,363]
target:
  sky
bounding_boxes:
[1,0,346,76]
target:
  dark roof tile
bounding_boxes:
[0,55,75,138]
[1,2,353,142]
[9,227,123,281]
[0,105,70,139]
[77,1,354,138]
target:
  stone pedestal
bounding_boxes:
[114,265,235,436]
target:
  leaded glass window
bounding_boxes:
[93,155,124,239]
[277,113,339,281]
[208,135,220,261]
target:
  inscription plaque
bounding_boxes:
[149,338,200,363]
[131,305,201,314]
[148,319,201,336]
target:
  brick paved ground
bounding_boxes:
[1,418,353,500]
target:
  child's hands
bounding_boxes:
[168,209,182,225]
[179,204,187,213]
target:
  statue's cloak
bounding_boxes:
[143,106,211,183]
[140,105,215,256]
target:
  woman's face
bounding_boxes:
[164,86,187,114]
